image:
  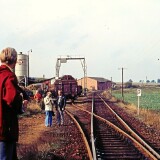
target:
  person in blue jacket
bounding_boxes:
[55,90,66,126]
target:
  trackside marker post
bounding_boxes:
[137,89,141,115]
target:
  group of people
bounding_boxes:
[44,90,66,127]
[33,89,66,127]
[0,47,66,160]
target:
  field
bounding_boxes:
[112,87,160,111]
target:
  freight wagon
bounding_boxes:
[53,75,82,100]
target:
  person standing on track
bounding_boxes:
[0,47,24,160]
[55,90,66,126]
[44,92,54,127]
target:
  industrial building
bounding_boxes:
[15,52,29,86]
[77,77,113,91]
[14,52,113,92]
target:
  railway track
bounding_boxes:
[94,118,144,159]
[66,92,160,159]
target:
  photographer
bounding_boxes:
[44,92,54,127]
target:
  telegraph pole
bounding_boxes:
[110,77,112,96]
[27,49,32,86]
[118,67,126,101]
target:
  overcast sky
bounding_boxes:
[0,0,160,82]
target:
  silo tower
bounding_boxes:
[15,52,29,86]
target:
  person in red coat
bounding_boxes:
[34,90,42,103]
[0,47,23,160]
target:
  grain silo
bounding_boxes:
[15,52,29,84]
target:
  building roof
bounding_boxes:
[88,77,111,82]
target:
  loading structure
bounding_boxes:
[55,55,87,93]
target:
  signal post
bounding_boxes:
[137,89,141,115]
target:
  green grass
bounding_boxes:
[112,87,160,110]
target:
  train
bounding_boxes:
[25,75,83,101]
[51,75,82,100]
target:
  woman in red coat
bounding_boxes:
[0,47,23,160]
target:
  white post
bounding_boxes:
[137,89,141,116]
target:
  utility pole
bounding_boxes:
[27,49,32,86]
[118,67,126,101]
[110,77,112,96]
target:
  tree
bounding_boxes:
[125,81,132,88]
[151,80,156,83]
[157,79,160,83]
[146,80,150,83]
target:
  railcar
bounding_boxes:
[53,75,82,100]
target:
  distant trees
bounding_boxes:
[157,79,160,83]
[151,80,156,83]
[139,80,157,83]
[125,79,133,88]
[125,82,132,88]
[146,80,150,83]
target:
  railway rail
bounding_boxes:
[17,92,159,159]
[66,92,160,160]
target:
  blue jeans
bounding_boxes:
[45,111,53,127]
[56,108,64,125]
[0,141,16,160]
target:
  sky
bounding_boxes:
[0,0,160,82]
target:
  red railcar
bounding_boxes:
[53,75,82,100]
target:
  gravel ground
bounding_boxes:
[17,99,160,159]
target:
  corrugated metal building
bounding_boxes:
[77,77,112,91]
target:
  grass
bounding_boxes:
[108,88,160,130]
[112,87,160,110]
[103,89,160,130]
[19,101,42,117]
[115,101,160,130]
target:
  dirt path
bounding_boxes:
[17,113,60,159]
[17,112,87,160]
[18,114,47,145]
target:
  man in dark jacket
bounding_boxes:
[0,47,23,160]
[55,90,66,126]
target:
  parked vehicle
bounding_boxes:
[53,75,82,100]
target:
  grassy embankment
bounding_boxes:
[112,87,160,110]
[104,87,160,129]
